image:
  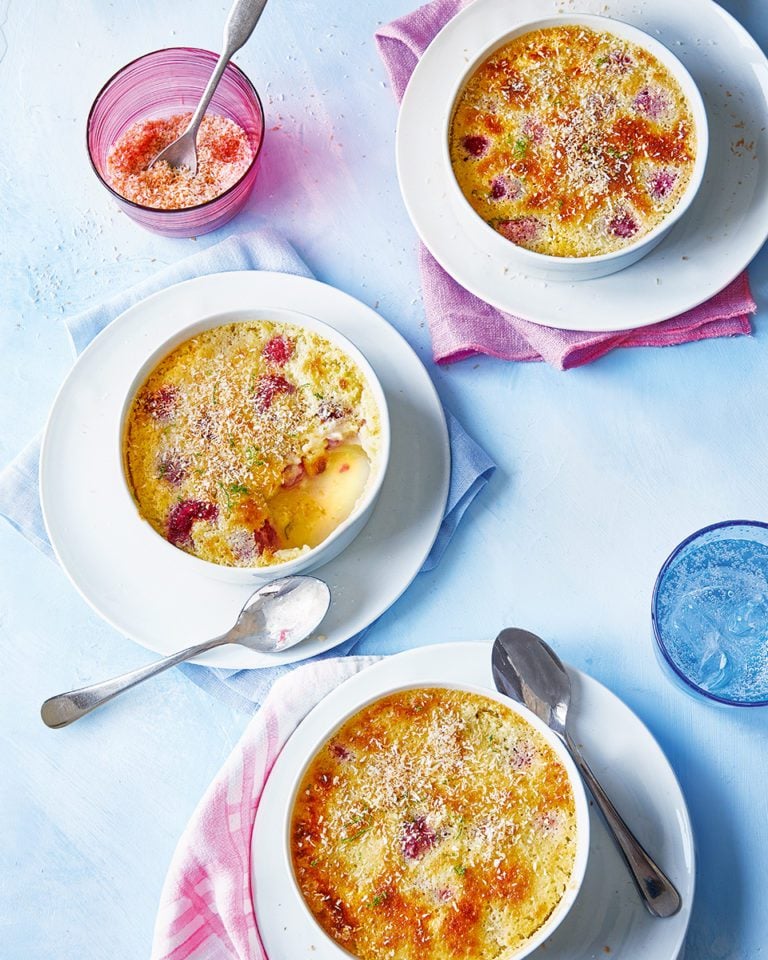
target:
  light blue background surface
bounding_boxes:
[1,1,767,957]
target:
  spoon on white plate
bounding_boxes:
[40,576,330,728]
[492,627,682,918]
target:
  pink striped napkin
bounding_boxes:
[151,656,379,960]
[375,0,756,369]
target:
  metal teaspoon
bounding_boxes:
[149,0,269,174]
[492,627,682,918]
[40,575,330,729]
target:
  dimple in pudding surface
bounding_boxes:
[123,321,381,568]
[449,25,697,258]
[291,688,578,960]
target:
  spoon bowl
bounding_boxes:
[492,627,571,735]
[232,575,331,652]
[41,576,330,728]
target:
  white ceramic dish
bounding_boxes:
[118,306,391,584]
[397,0,768,330]
[39,272,450,669]
[282,679,590,960]
[253,642,695,960]
[443,14,709,282]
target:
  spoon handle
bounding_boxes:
[566,732,682,918]
[223,0,270,54]
[40,636,230,729]
[186,0,269,137]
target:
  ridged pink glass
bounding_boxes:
[87,48,264,238]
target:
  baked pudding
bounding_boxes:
[449,24,697,257]
[291,688,578,960]
[123,320,381,567]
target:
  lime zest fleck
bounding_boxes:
[341,825,372,843]
[245,445,266,467]
[218,481,232,514]
[514,137,528,157]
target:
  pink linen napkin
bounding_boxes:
[375,0,756,370]
[151,656,379,960]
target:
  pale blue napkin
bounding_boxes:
[0,229,495,712]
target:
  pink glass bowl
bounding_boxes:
[87,47,264,238]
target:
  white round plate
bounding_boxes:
[253,642,694,960]
[39,272,449,669]
[397,0,768,331]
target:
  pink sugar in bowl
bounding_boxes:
[87,47,264,238]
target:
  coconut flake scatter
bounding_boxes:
[106,113,253,209]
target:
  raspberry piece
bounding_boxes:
[510,739,535,770]
[462,134,489,157]
[281,462,305,489]
[262,335,294,365]
[522,116,545,143]
[648,167,678,200]
[196,415,217,442]
[253,519,279,556]
[608,210,639,239]
[143,385,178,422]
[633,86,669,120]
[167,500,218,547]
[533,811,561,835]
[490,177,507,200]
[318,401,347,422]
[254,374,296,411]
[158,455,186,486]
[586,92,617,121]
[330,743,351,760]
[497,216,542,244]
[401,816,437,860]
[607,50,633,73]
[490,175,523,201]
[229,529,257,562]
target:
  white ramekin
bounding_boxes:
[118,307,390,584]
[283,681,591,960]
[443,14,709,282]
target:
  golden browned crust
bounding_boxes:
[291,688,577,960]
[450,25,696,257]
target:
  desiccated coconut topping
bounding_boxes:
[291,688,578,960]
